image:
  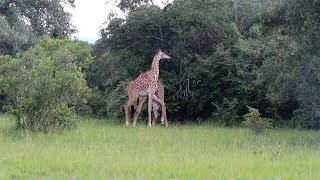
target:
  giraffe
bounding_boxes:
[132,80,168,127]
[124,49,171,127]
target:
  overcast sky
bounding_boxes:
[65,0,117,43]
[66,0,171,44]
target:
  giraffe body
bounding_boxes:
[133,81,168,127]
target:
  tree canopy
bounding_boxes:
[0,0,76,56]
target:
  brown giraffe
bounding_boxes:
[124,49,171,127]
[132,80,168,127]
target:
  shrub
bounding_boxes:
[242,106,272,135]
[293,104,320,129]
[0,37,92,132]
[212,98,240,127]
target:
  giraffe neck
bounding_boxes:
[151,55,160,79]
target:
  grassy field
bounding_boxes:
[0,115,320,179]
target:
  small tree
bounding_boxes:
[212,98,240,127]
[242,106,272,135]
[0,37,92,132]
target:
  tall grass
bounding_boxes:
[0,115,319,179]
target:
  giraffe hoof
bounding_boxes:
[125,122,130,127]
[148,124,152,128]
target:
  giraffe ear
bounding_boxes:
[158,49,162,53]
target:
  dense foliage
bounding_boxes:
[0,37,92,131]
[87,0,320,129]
[0,37,92,132]
[0,0,90,132]
[89,0,265,120]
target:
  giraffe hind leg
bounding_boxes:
[124,97,137,127]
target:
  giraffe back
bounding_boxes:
[127,70,159,98]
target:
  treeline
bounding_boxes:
[89,0,320,129]
[1,0,320,131]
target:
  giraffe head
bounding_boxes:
[151,49,171,73]
[157,49,171,60]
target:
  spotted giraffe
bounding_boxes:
[124,49,171,127]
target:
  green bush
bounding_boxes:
[242,106,272,135]
[212,98,240,127]
[293,104,320,129]
[0,37,92,132]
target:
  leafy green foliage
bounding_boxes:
[90,0,265,121]
[242,106,272,135]
[212,98,240,127]
[0,37,92,132]
[260,0,320,128]
[0,15,36,55]
[0,0,76,56]
[0,0,76,39]
[116,0,155,12]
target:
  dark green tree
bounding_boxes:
[0,0,76,39]
[0,15,36,55]
[0,0,76,56]
[260,0,320,128]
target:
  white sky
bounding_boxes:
[66,0,171,44]
[65,0,118,43]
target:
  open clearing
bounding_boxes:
[0,115,319,179]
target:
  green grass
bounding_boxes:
[0,115,320,179]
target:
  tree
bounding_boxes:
[0,37,92,132]
[0,15,36,55]
[116,0,155,12]
[0,0,76,57]
[0,0,76,39]
[260,0,320,128]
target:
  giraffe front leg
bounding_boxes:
[163,106,168,127]
[152,94,169,127]
[148,94,153,127]
[133,97,146,127]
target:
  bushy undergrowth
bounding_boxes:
[212,98,240,127]
[242,106,272,135]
